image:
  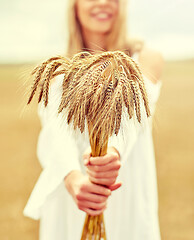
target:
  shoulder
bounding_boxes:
[138,47,164,84]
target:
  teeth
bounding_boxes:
[96,13,109,19]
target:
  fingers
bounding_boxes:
[87,169,119,179]
[78,200,107,211]
[82,147,91,165]
[89,176,116,186]
[77,180,111,197]
[86,160,121,172]
[76,192,107,203]
[89,152,119,166]
[85,154,121,187]
[109,182,122,191]
[86,168,119,187]
[79,206,107,216]
[75,180,109,216]
[87,183,112,197]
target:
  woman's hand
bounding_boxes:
[64,170,111,216]
[83,147,122,191]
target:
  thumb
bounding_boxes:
[108,182,122,191]
[83,148,91,165]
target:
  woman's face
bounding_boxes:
[76,0,119,34]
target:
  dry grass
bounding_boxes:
[0,59,194,239]
[28,52,150,134]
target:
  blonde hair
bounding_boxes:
[66,0,143,57]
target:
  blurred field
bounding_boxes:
[0,60,194,240]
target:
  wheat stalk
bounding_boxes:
[27,50,151,240]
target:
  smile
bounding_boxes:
[92,12,112,21]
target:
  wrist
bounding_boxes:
[64,170,83,193]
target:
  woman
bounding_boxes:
[24,0,164,239]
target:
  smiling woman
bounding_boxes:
[76,0,118,33]
[75,0,119,52]
[23,0,163,239]
[66,0,137,56]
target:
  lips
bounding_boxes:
[91,12,112,21]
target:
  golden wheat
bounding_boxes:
[27,50,151,240]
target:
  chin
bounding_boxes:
[95,29,111,34]
[91,24,113,34]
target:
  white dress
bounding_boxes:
[23,54,162,240]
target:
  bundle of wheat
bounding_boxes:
[27,50,150,240]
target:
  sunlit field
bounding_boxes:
[0,60,194,240]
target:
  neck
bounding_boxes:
[81,28,108,53]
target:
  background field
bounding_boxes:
[0,61,194,240]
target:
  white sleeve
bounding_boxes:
[108,117,140,165]
[23,76,81,220]
[108,102,149,165]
